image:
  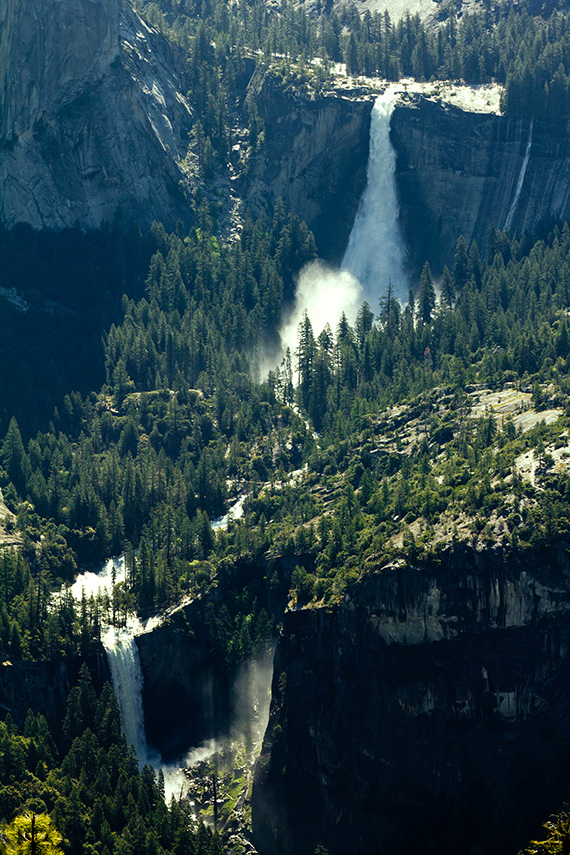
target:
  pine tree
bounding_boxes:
[4,813,63,855]
[417,261,436,323]
[296,311,316,411]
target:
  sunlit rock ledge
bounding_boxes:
[326,73,503,114]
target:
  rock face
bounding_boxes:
[392,97,570,272]
[245,72,372,263]
[252,545,570,855]
[137,596,236,761]
[0,0,193,230]
[247,82,570,273]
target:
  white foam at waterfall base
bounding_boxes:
[279,261,362,365]
[70,554,126,599]
[342,85,408,304]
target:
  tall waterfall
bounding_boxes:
[103,623,149,761]
[342,86,408,303]
[504,118,534,232]
[278,85,408,359]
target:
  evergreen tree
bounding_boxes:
[417,261,436,323]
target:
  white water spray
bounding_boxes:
[504,118,533,232]
[279,261,362,362]
[69,557,274,806]
[342,86,408,303]
[103,622,151,760]
[103,620,188,800]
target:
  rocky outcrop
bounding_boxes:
[137,597,231,760]
[0,0,120,143]
[392,96,570,272]
[252,544,570,855]
[0,0,194,230]
[136,555,290,762]
[245,71,372,263]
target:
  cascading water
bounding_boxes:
[504,118,534,232]
[103,622,149,761]
[67,557,185,798]
[278,85,408,358]
[342,85,408,303]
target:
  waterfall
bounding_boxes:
[342,86,408,303]
[504,118,534,232]
[103,623,149,760]
[103,617,188,798]
[70,556,151,761]
[67,557,185,797]
[277,85,408,363]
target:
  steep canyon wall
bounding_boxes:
[244,71,372,263]
[392,96,570,273]
[246,83,570,274]
[252,545,570,855]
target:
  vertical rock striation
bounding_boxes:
[0,0,120,143]
[391,97,570,272]
[244,71,372,263]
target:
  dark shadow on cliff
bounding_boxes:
[252,543,570,855]
[0,222,153,438]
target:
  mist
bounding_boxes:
[279,260,363,363]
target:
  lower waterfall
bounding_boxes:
[69,557,186,799]
[342,85,408,303]
[69,556,273,809]
[103,622,151,763]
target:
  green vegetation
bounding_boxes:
[5,0,570,851]
[4,215,570,646]
[135,0,570,118]
[0,665,224,855]
[521,810,570,853]
[3,811,63,855]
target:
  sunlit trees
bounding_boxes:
[2,813,63,855]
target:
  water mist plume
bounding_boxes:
[280,260,362,360]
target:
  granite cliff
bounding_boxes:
[0,655,108,727]
[243,70,372,263]
[136,595,235,761]
[251,544,570,855]
[0,0,193,230]
[391,93,570,273]
[6,8,570,266]
[245,79,570,273]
